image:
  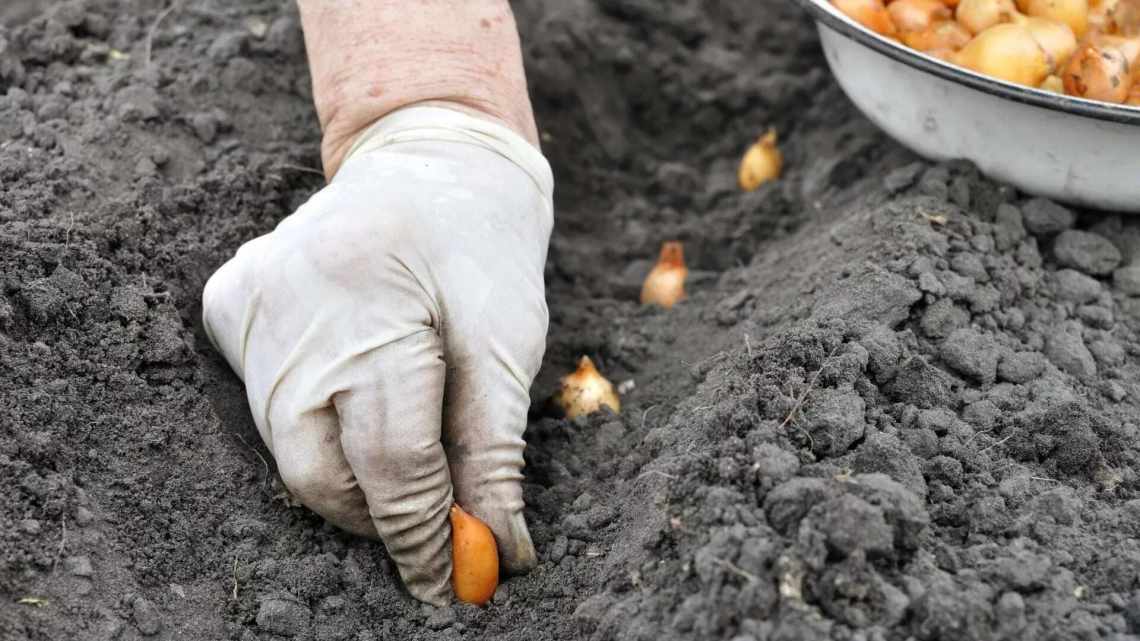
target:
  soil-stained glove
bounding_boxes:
[202,106,553,605]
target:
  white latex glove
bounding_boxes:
[202,106,553,605]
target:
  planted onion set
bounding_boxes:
[553,356,621,419]
[738,129,784,192]
[449,504,499,605]
[641,241,689,309]
[833,0,1140,104]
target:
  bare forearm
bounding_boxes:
[297,0,539,179]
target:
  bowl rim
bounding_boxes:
[794,0,1140,125]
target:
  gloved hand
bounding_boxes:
[202,106,553,605]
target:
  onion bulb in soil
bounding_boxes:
[738,129,783,192]
[833,0,899,35]
[553,356,620,419]
[952,23,1052,85]
[450,504,498,605]
[641,241,688,309]
[890,0,954,32]
[1063,41,1132,101]
[956,0,1020,34]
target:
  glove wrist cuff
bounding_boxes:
[342,104,554,202]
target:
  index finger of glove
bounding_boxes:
[334,330,454,606]
[443,347,538,576]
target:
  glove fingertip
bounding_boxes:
[494,509,538,575]
[405,575,452,608]
[383,502,455,607]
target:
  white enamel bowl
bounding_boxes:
[796,0,1140,212]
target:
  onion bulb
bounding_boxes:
[903,20,974,51]
[738,129,783,192]
[1016,16,1078,70]
[641,241,688,309]
[1106,0,1140,34]
[450,504,498,605]
[1092,32,1140,65]
[1021,0,1090,36]
[928,47,962,59]
[833,0,900,35]
[1063,41,1132,102]
[956,0,1020,33]
[1098,0,1140,34]
[1127,80,1140,103]
[889,0,954,32]
[952,23,1052,86]
[553,356,620,419]
[1088,0,1132,32]
[1089,0,1115,30]
[1040,73,1066,91]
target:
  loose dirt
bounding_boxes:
[4,1,1140,640]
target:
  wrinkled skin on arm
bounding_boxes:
[297,0,540,178]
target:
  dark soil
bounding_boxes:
[4,1,1140,640]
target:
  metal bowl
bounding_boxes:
[795,0,1140,212]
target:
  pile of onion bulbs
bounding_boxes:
[832,0,1140,106]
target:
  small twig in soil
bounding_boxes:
[777,555,806,602]
[711,557,758,583]
[637,470,678,482]
[777,345,841,432]
[793,424,815,452]
[273,164,326,177]
[965,428,994,444]
[51,518,67,574]
[640,405,657,431]
[978,434,1013,453]
[145,2,180,69]
[231,558,239,600]
[64,212,74,249]
[1029,476,1060,484]
[233,432,269,486]
[744,334,753,359]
